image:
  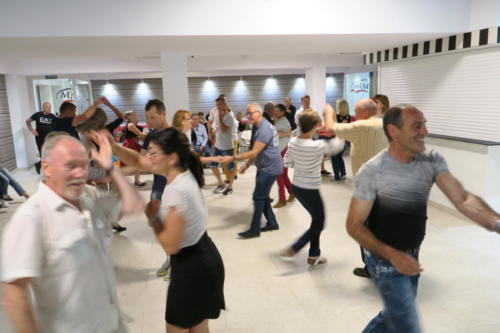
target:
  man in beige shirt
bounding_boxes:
[333,98,388,177]
[332,98,388,278]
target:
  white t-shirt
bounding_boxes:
[159,171,207,248]
[284,137,344,189]
[214,112,235,150]
[1,182,122,333]
[274,116,291,152]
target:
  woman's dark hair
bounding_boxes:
[149,127,205,187]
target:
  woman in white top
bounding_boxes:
[282,105,344,265]
[143,128,225,332]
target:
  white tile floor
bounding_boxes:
[1,158,500,333]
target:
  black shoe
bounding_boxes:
[35,161,41,174]
[321,170,331,175]
[213,184,226,194]
[260,224,279,232]
[2,194,13,201]
[238,229,260,239]
[134,182,146,187]
[353,266,371,278]
[222,187,233,196]
[112,225,127,233]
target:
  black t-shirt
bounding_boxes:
[30,112,58,137]
[285,105,297,130]
[337,114,352,123]
[125,123,144,139]
[54,117,80,139]
[105,118,124,134]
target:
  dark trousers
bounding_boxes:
[330,141,346,181]
[34,135,46,173]
[291,185,325,257]
[250,171,279,232]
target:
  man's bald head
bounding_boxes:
[354,98,377,120]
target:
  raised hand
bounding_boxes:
[86,130,113,171]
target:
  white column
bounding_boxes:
[305,66,326,112]
[5,75,37,169]
[160,51,189,123]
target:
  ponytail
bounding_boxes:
[188,150,205,188]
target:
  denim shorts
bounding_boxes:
[209,147,234,171]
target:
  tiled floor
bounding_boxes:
[1,158,500,333]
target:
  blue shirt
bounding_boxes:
[251,118,282,176]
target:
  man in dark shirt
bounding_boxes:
[53,97,107,139]
[284,97,297,130]
[26,102,58,173]
[346,104,500,333]
[262,102,275,125]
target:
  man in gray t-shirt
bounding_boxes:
[221,103,283,239]
[346,104,500,333]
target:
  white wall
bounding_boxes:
[469,0,500,31]
[5,75,38,168]
[0,0,469,37]
[427,137,500,212]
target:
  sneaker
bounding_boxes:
[213,184,226,194]
[353,266,371,278]
[0,200,10,208]
[134,182,146,187]
[2,194,13,201]
[112,224,127,233]
[273,200,287,208]
[307,256,328,266]
[238,229,260,239]
[222,187,233,196]
[287,194,295,203]
[321,170,331,175]
[260,224,279,232]
[156,260,171,277]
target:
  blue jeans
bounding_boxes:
[250,171,279,232]
[330,141,346,181]
[194,144,210,157]
[291,185,324,257]
[150,174,167,201]
[0,167,26,196]
[363,249,421,333]
[209,147,235,171]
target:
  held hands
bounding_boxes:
[389,250,423,276]
[220,155,234,164]
[86,130,113,171]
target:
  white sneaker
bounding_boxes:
[0,200,10,208]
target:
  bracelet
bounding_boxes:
[494,220,500,233]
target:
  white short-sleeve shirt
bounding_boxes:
[1,182,122,333]
[159,171,207,248]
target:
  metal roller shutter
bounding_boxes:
[0,75,16,170]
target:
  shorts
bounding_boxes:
[209,147,234,171]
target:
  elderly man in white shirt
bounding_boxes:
[1,131,145,333]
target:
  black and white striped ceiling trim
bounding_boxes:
[363,26,500,65]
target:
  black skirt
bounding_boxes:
[165,232,225,328]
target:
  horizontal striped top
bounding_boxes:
[284,137,344,189]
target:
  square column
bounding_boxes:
[160,51,189,122]
[305,66,326,112]
[5,75,37,168]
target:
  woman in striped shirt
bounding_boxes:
[281,105,344,265]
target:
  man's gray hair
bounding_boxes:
[247,103,263,114]
[41,132,84,161]
[358,99,377,113]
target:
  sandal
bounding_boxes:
[307,256,327,266]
